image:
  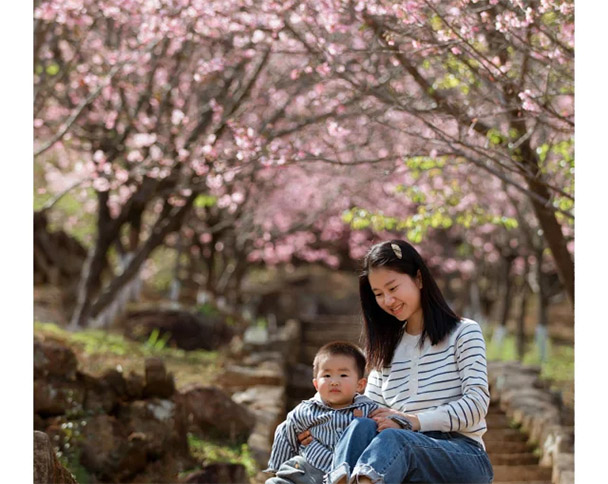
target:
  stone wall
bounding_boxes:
[34,336,256,483]
[488,361,574,484]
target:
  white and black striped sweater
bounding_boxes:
[365,318,490,448]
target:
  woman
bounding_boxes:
[299,240,493,483]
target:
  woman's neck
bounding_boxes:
[405,311,423,335]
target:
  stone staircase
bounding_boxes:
[296,315,556,484]
[485,402,552,483]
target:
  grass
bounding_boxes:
[485,328,574,408]
[183,433,258,478]
[34,321,224,390]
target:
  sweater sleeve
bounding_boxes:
[364,369,388,406]
[265,411,301,473]
[416,323,490,433]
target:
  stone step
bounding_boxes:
[302,331,363,345]
[484,428,528,442]
[485,440,535,454]
[485,413,514,429]
[492,465,552,482]
[489,453,540,466]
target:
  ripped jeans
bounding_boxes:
[326,418,493,484]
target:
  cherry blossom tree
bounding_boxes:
[34,0,573,329]
[276,0,574,303]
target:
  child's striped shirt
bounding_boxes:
[266,393,378,473]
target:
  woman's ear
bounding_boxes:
[416,270,423,289]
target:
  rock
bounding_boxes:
[34,431,78,484]
[79,414,147,482]
[126,370,145,399]
[123,307,235,351]
[79,372,120,415]
[232,385,285,411]
[178,385,255,442]
[34,339,78,381]
[144,357,176,398]
[180,463,248,483]
[117,398,189,459]
[219,363,285,389]
[34,379,85,417]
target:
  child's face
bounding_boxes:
[312,354,367,409]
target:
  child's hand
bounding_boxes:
[353,409,363,418]
[297,429,313,446]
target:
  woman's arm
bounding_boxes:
[415,323,490,433]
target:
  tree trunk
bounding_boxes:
[525,165,574,305]
[89,196,196,323]
[516,260,530,361]
[69,192,114,328]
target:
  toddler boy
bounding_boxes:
[265,341,377,484]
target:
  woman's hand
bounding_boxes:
[297,429,313,446]
[370,407,421,432]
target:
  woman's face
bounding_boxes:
[368,267,423,324]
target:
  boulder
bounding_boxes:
[180,463,248,483]
[144,357,176,398]
[34,339,78,380]
[79,414,147,482]
[80,372,121,415]
[34,379,85,417]
[117,398,189,458]
[177,385,255,442]
[218,362,285,389]
[123,307,235,351]
[125,370,145,400]
[34,431,78,484]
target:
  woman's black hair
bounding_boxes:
[359,239,460,370]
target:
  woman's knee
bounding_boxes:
[348,417,377,437]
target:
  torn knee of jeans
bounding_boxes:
[351,464,384,484]
[325,462,350,484]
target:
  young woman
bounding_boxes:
[299,240,493,483]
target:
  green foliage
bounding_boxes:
[55,421,91,483]
[429,14,443,31]
[485,329,574,385]
[33,187,98,248]
[186,433,258,477]
[486,128,506,146]
[197,302,221,317]
[146,246,179,292]
[194,194,218,208]
[343,201,517,245]
[46,63,60,76]
[144,328,172,351]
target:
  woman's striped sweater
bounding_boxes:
[365,318,490,448]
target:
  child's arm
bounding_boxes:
[299,438,334,472]
[265,419,298,473]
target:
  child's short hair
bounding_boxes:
[312,341,367,379]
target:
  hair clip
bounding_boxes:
[391,243,402,259]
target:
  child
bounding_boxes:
[265,341,378,484]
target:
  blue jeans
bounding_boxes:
[326,418,493,484]
[266,455,326,484]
